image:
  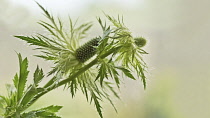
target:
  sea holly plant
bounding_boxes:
[0,3,148,118]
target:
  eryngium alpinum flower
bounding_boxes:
[75,37,100,62]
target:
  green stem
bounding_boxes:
[20,46,119,112]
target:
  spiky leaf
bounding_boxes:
[34,66,44,86]
[17,53,29,101]
[21,105,62,118]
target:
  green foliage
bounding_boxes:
[21,105,62,118]
[96,14,148,89]
[15,2,93,76]
[1,2,148,118]
[0,54,62,118]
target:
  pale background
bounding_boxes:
[0,0,210,118]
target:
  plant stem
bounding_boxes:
[21,46,119,112]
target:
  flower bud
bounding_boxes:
[75,37,100,62]
[134,37,147,47]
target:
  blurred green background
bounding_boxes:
[1,0,210,118]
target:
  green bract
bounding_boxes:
[1,2,148,118]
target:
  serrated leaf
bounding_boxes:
[37,34,65,48]
[97,17,105,31]
[13,73,19,89]
[35,55,56,60]
[115,66,136,80]
[19,85,38,108]
[34,66,44,86]
[15,36,49,48]
[43,76,57,88]
[104,82,120,99]
[91,92,103,118]
[83,82,89,101]
[110,66,120,86]
[95,62,108,86]
[21,105,62,118]
[17,53,29,101]
[36,2,52,20]
[102,90,117,113]
[38,22,57,37]
[70,78,77,98]
[40,105,63,112]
